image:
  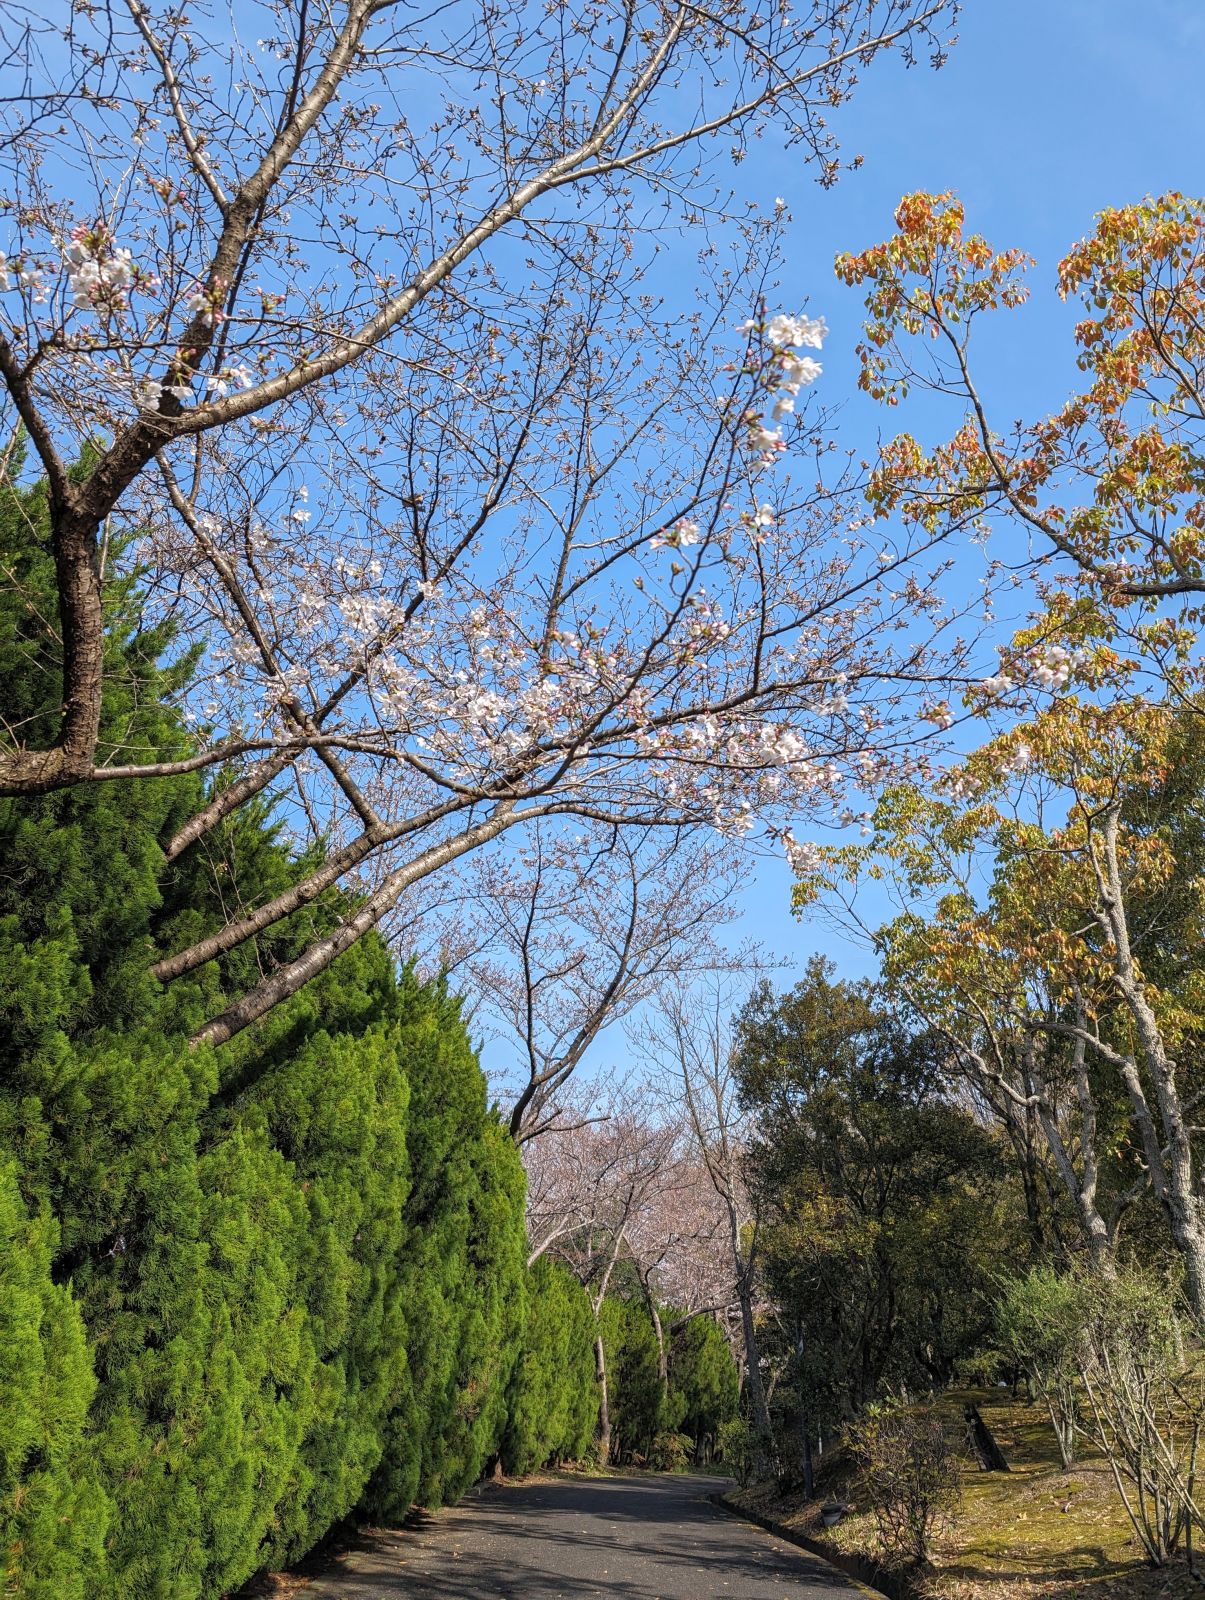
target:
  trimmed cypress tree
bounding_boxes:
[0,473,535,1596]
[599,1298,667,1462]
[668,1316,739,1458]
[246,1020,411,1568]
[0,1161,108,1600]
[364,983,528,1517]
[502,1257,599,1474]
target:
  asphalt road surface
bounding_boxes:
[301,1472,859,1598]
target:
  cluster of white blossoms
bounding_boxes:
[736,310,827,464]
[682,595,732,649]
[980,642,1083,699]
[205,364,255,398]
[1003,741,1032,774]
[978,670,1013,698]
[782,832,825,874]
[650,518,701,551]
[337,591,387,636]
[738,502,777,544]
[0,224,254,415]
[133,362,256,410]
[0,251,49,302]
[764,312,825,350]
[64,227,145,312]
[134,376,193,407]
[1028,643,1080,691]
[184,283,217,323]
[940,735,1035,803]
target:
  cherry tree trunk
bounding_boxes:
[595,1333,612,1464]
[739,1277,773,1471]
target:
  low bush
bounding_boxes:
[717,1417,757,1486]
[649,1432,695,1472]
[848,1403,960,1568]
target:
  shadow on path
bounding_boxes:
[298,1472,859,1598]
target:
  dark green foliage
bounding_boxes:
[9,971,527,1598]
[502,1258,599,1475]
[600,1297,666,1461]
[0,474,548,1597]
[668,1315,739,1455]
[735,961,1013,1443]
[85,1104,306,1598]
[0,473,200,1065]
[236,1021,413,1572]
[0,1161,108,1600]
[597,1298,739,1466]
[365,1000,528,1516]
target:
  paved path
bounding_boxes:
[301,1472,857,1598]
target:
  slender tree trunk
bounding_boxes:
[595,1333,612,1464]
[795,1329,815,1498]
[1092,808,1205,1320]
[738,1270,773,1473]
[640,1271,669,1396]
[1014,1105,1046,1261]
[0,497,106,795]
[1045,1393,1076,1470]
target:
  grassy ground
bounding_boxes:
[728,1388,1200,1600]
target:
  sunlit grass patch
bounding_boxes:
[730,1387,1202,1599]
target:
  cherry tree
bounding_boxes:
[521,1086,682,1458]
[0,1,965,1044]
[454,822,745,1142]
[638,974,775,1452]
[625,1150,741,1389]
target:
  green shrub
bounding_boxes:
[0,1162,108,1600]
[648,1432,694,1472]
[995,1266,1086,1468]
[503,1258,599,1474]
[716,1417,756,1486]
[1075,1267,1203,1569]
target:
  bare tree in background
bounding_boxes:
[522,1086,681,1460]
[626,1156,736,1395]
[457,822,744,1142]
[638,974,775,1458]
[0,0,970,1044]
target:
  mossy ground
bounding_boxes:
[730,1388,1200,1599]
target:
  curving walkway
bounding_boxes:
[301,1471,857,1598]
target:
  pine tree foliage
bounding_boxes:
[0,1161,108,1600]
[502,1258,599,1475]
[668,1316,740,1455]
[0,473,561,1596]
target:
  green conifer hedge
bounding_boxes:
[0,472,738,1597]
[502,1257,600,1475]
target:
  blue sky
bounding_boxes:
[718,0,1205,987]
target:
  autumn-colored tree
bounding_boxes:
[797,698,1205,1315]
[837,189,1205,709]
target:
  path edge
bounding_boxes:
[708,1491,922,1600]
